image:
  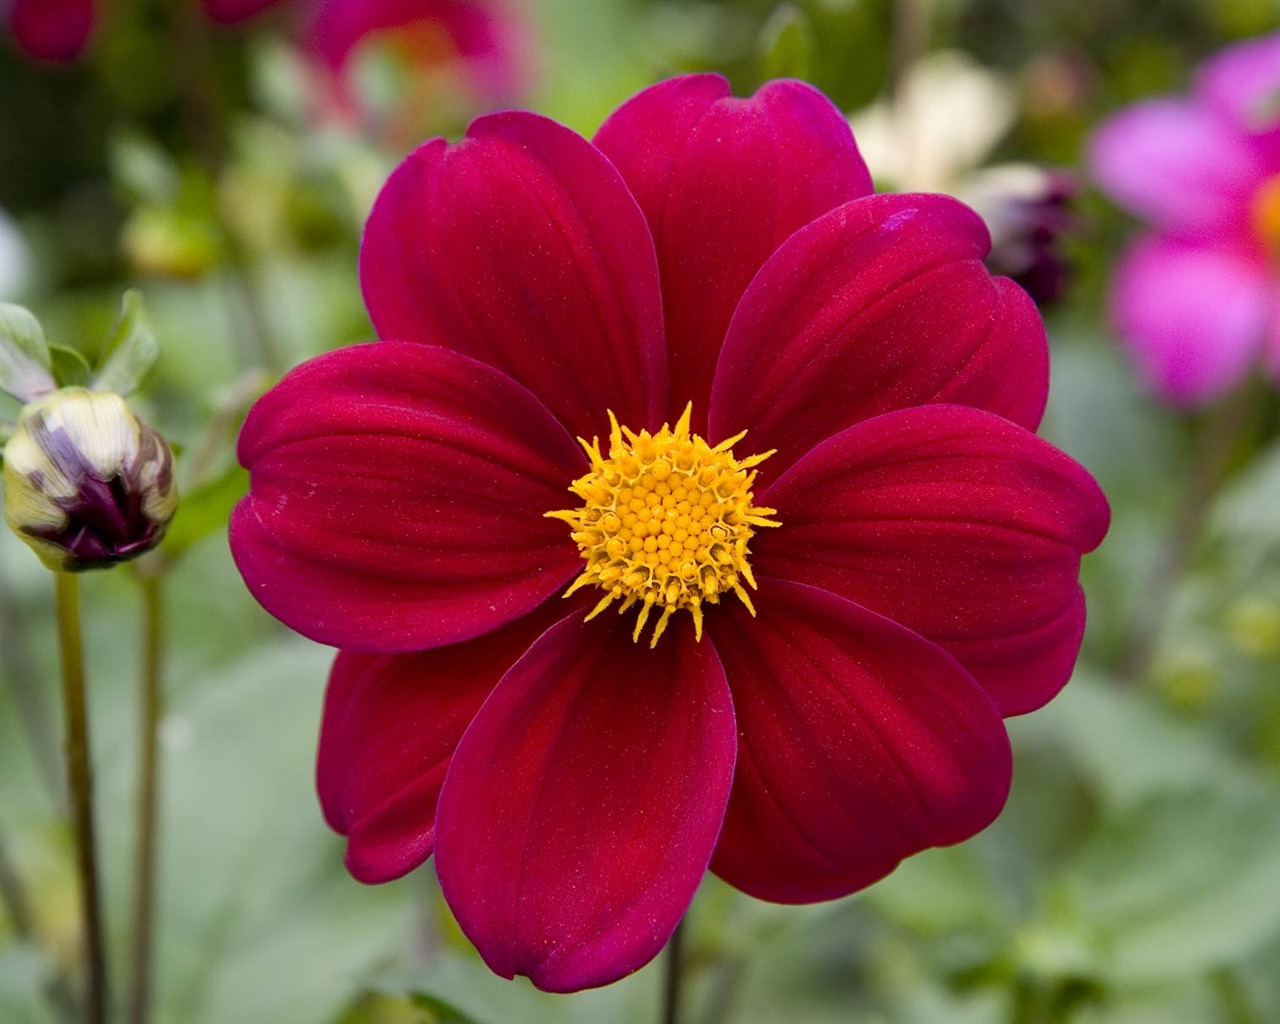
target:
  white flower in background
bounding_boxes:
[850,50,1016,193]
[850,50,1076,304]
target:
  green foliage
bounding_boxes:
[760,5,817,81]
[0,304,52,404]
[93,289,159,396]
[159,462,248,561]
[45,346,92,390]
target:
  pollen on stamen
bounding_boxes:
[545,403,780,647]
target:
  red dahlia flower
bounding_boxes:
[229,75,1109,992]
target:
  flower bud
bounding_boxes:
[960,164,1078,306]
[3,388,177,572]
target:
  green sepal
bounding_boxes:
[93,289,160,397]
[0,303,54,403]
[759,3,817,82]
[48,345,94,389]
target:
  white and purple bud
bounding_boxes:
[3,388,177,571]
[960,164,1078,306]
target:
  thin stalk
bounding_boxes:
[128,573,165,1024]
[54,572,108,1024]
[169,0,284,375]
[1120,390,1256,682]
[889,0,934,188]
[661,918,686,1024]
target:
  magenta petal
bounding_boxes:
[9,0,95,61]
[360,111,665,439]
[1111,234,1269,405]
[435,611,735,992]
[318,603,564,884]
[230,341,585,652]
[708,578,1011,904]
[753,406,1108,716]
[1195,32,1280,133]
[594,74,872,425]
[1088,99,1261,236]
[204,0,284,24]
[709,193,1047,470]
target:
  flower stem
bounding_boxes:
[169,0,284,376]
[1120,390,1256,682]
[661,918,686,1024]
[128,572,165,1024]
[54,571,108,1024]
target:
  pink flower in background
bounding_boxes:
[6,0,94,62]
[204,0,284,23]
[206,0,529,121]
[1091,33,1280,404]
[8,0,527,113]
[230,75,1108,991]
[305,0,528,110]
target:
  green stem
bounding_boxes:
[169,0,284,376]
[889,0,933,188]
[128,573,165,1024]
[661,918,686,1024]
[54,572,108,1024]
[1120,389,1256,682]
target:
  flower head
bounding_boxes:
[4,388,176,571]
[231,75,1108,992]
[1091,31,1280,404]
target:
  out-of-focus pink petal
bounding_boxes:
[754,406,1109,716]
[203,0,285,24]
[8,0,95,61]
[1195,32,1280,133]
[435,611,735,992]
[1088,99,1262,236]
[318,601,566,884]
[1111,234,1269,405]
[229,341,585,652]
[594,75,872,427]
[709,193,1047,472]
[307,0,529,104]
[708,578,1010,904]
[360,111,665,439]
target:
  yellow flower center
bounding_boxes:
[1252,173,1280,255]
[547,404,780,647]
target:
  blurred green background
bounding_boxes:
[5,1,1280,1022]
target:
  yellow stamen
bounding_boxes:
[1253,173,1280,255]
[546,403,779,646]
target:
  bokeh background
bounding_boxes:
[4,1,1280,1022]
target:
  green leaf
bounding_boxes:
[0,303,53,403]
[332,990,481,1024]
[0,948,60,1024]
[760,4,816,81]
[97,638,416,1024]
[109,131,180,203]
[159,462,248,561]
[1061,791,1280,985]
[93,289,160,396]
[1033,672,1239,811]
[46,345,92,389]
